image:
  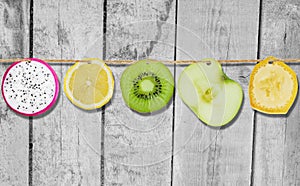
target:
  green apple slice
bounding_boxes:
[178,58,243,127]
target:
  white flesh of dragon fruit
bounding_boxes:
[2,58,59,116]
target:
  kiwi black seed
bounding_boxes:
[120,59,174,113]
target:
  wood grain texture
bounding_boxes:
[32,0,103,185]
[173,0,259,185]
[0,0,29,185]
[253,0,300,185]
[104,0,176,185]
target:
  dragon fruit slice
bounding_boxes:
[1,58,59,116]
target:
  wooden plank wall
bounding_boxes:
[104,1,175,185]
[0,0,29,185]
[0,0,300,185]
[32,0,103,185]
[173,0,259,185]
[253,0,300,185]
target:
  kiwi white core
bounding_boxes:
[141,79,154,92]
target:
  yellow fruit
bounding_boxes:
[64,58,114,110]
[249,56,298,114]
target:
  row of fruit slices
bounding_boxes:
[1,56,298,127]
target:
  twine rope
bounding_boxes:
[0,58,300,64]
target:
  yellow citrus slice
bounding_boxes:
[249,56,298,114]
[64,58,114,110]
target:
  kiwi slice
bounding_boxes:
[120,59,174,113]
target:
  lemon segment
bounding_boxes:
[249,56,298,114]
[64,58,114,110]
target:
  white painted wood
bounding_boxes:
[253,0,300,185]
[0,0,29,185]
[173,0,259,185]
[104,0,176,185]
[32,0,103,185]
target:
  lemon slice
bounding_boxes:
[64,58,114,110]
[249,56,298,114]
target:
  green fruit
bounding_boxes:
[120,59,174,113]
[178,58,243,126]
